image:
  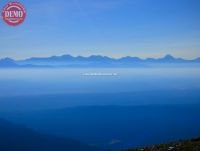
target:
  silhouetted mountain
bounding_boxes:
[156,54,176,62]
[145,55,186,63]
[0,58,48,68]
[0,54,200,68]
[0,58,17,67]
[194,57,200,62]
[21,55,113,63]
[0,118,100,151]
[119,56,142,62]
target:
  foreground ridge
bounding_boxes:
[122,137,200,151]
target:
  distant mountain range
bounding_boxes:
[0,54,200,68]
[0,118,100,151]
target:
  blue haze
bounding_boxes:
[0,68,200,150]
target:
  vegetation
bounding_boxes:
[123,138,200,151]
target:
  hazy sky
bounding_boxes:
[0,0,200,59]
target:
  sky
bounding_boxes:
[0,0,200,59]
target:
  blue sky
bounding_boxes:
[0,0,200,59]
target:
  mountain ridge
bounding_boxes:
[0,54,200,68]
[0,118,100,151]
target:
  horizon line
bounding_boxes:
[1,53,200,61]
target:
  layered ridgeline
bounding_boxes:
[0,54,200,67]
[0,118,100,151]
